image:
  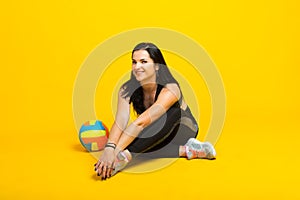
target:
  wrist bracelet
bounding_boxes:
[106,142,116,147]
[105,144,116,149]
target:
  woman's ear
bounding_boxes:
[155,64,159,71]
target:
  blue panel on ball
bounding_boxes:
[79,120,105,133]
[95,120,105,130]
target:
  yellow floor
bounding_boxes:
[1,115,299,199]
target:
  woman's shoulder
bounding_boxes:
[164,83,179,89]
[161,83,181,101]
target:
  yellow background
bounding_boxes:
[1,0,299,199]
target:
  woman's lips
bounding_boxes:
[135,71,144,75]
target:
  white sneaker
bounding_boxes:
[184,138,216,160]
[111,150,131,176]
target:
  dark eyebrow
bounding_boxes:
[132,58,148,61]
[137,58,148,62]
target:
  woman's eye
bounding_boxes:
[142,61,147,64]
[132,61,136,64]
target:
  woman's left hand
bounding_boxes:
[94,147,115,179]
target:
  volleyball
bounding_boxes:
[78,120,109,152]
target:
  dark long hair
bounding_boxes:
[122,42,179,115]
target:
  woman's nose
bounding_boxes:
[134,62,142,69]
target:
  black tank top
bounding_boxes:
[140,84,182,113]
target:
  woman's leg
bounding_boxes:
[141,123,198,158]
[111,107,216,176]
[127,107,199,158]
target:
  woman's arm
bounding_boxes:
[95,84,180,178]
[115,84,181,152]
[95,88,130,178]
[108,88,130,145]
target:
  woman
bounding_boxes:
[94,42,216,180]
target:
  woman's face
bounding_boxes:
[132,50,158,84]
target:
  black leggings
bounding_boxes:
[127,106,198,158]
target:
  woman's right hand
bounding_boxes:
[94,147,115,179]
